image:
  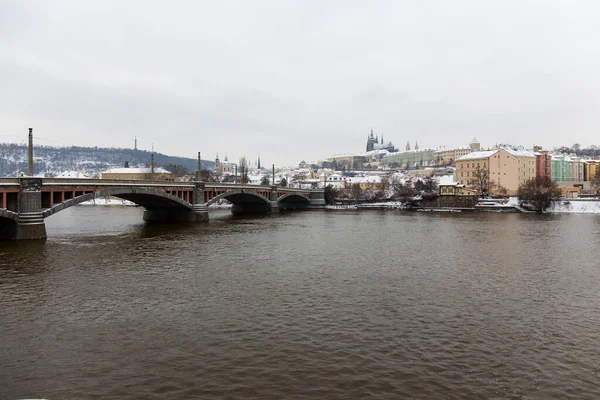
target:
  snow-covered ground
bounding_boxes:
[547,199,600,214]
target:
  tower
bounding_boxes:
[415,141,419,150]
[215,153,222,175]
[134,136,138,150]
[257,155,261,170]
[406,141,411,151]
[366,129,377,151]
[470,137,481,151]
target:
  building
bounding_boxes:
[535,150,552,179]
[101,166,173,181]
[551,155,570,182]
[326,154,366,170]
[381,146,435,169]
[366,129,397,152]
[215,154,236,176]
[434,138,481,166]
[455,148,536,195]
[346,175,384,190]
[584,160,599,182]
[319,173,347,189]
[569,157,585,182]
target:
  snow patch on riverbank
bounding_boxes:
[548,199,600,214]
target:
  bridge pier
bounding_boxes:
[270,186,280,213]
[309,191,326,209]
[15,178,47,240]
[192,182,209,221]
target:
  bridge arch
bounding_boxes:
[0,208,19,221]
[206,190,271,207]
[277,193,311,211]
[0,209,18,240]
[277,193,310,203]
[42,188,192,218]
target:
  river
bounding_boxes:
[1,206,600,399]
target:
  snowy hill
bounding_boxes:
[0,143,215,177]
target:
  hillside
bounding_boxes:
[0,143,215,177]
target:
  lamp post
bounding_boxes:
[28,128,34,176]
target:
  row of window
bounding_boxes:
[460,162,487,169]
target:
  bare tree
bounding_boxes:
[198,169,217,182]
[350,183,362,203]
[238,156,249,184]
[260,175,270,185]
[472,166,493,195]
[594,169,600,190]
[518,176,562,213]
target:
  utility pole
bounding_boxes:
[28,128,34,176]
[272,164,275,186]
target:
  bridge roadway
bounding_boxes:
[0,177,326,240]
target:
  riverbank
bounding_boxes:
[327,198,600,214]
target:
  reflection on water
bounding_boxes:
[1,207,600,399]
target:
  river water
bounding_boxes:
[1,206,600,399]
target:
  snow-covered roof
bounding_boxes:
[456,150,499,160]
[438,175,456,186]
[434,146,471,153]
[504,148,536,158]
[55,170,91,178]
[102,167,171,174]
[346,176,382,184]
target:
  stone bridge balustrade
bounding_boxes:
[0,178,325,240]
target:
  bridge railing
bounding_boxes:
[0,177,321,193]
[0,178,20,185]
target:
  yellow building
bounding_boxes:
[439,184,478,196]
[434,138,481,166]
[101,166,173,181]
[455,148,536,195]
[326,154,366,169]
[584,161,600,182]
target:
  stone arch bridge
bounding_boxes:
[0,178,325,240]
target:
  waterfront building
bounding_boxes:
[569,157,585,182]
[434,138,481,166]
[551,155,571,182]
[534,150,552,179]
[455,148,536,195]
[584,160,600,182]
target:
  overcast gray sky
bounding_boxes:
[1,0,600,166]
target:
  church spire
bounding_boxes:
[257,155,261,170]
[406,141,411,151]
[415,141,419,150]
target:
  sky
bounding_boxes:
[1,0,600,167]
